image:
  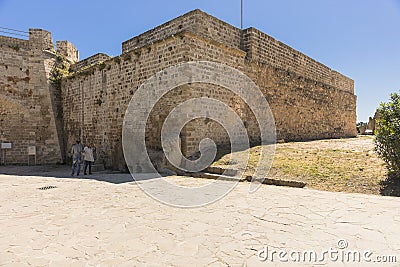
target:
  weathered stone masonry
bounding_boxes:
[0,29,78,164]
[0,9,356,169]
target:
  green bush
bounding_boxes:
[375,92,400,176]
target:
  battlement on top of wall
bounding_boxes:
[122,9,353,93]
[0,29,52,51]
[28,29,54,50]
[56,41,79,63]
[122,9,242,53]
[0,29,78,62]
[71,53,110,71]
[0,35,29,50]
[241,27,354,93]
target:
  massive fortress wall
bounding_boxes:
[61,10,356,170]
[62,34,190,170]
[0,29,79,164]
[1,9,356,169]
[122,10,353,94]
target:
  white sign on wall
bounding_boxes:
[28,146,36,155]
[1,143,12,149]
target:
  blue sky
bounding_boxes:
[1,0,399,122]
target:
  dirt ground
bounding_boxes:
[213,136,400,196]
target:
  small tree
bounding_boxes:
[375,92,400,176]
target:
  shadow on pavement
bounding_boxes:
[0,165,135,184]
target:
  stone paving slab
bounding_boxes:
[0,166,399,266]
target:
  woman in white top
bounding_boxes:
[83,143,95,175]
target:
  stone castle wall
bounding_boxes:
[0,30,67,164]
[0,36,29,50]
[122,9,242,53]
[62,12,356,170]
[1,9,357,169]
[72,53,111,71]
[242,27,354,93]
[179,32,356,155]
[122,10,354,94]
[62,35,189,170]
[56,41,79,63]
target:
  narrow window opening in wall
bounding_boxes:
[20,67,22,71]
[5,65,8,69]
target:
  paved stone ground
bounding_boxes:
[0,166,399,266]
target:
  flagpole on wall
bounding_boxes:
[241,0,243,30]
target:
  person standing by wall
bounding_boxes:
[83,143,95,175]
[71,140,83,176]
